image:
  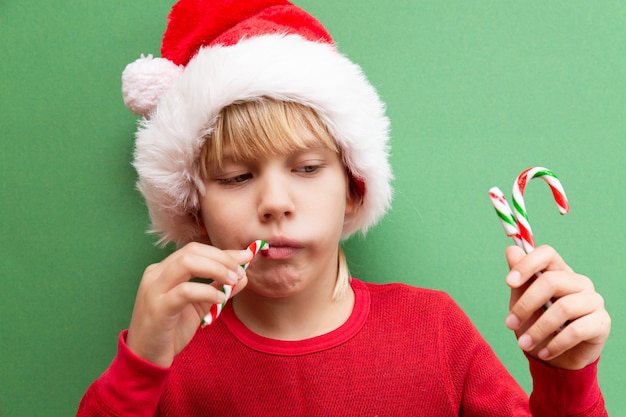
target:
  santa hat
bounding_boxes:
[123,0,393,246]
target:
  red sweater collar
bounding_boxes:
[221,278,370,356]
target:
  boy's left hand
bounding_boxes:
[504,245,611,370]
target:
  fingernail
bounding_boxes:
[538,348,550,360]
[505,314,520,330]
[215,291,226,303]
[518,334,533,350]
[506,270,522,286]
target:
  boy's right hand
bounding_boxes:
[125,242,253,367]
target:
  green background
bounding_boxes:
[1,1,624,415]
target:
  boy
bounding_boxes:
[77,1,610,415]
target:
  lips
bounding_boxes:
[260,238,303,260]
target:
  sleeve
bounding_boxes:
[528,355,607,417]
[75,330,171,417]
[440,296,532,416]
[441,295,607,417]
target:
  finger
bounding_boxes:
[193,271,249,304]
[505,245,573,288]
[143,283,225,325]
[229,273,248,298]
[154,243,249,292]
[163,277,251,323]
[142,243,227,283]
[505,245,526,271]
[506,269,568,329]
[170,281,230,310]
[504,245,527,290]
[536,309,612,364]
[507,270,592,328]
[157,255,238,294]
[514,290,603,350]
[504,246,528,311]
[192,274,249,322]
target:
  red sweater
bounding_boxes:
[77,279,606,416]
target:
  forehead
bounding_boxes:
[217,104,336,152]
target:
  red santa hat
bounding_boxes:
[123,0,393,246]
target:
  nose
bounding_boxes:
[257,170,295,221]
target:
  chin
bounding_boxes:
[246,273,304,298]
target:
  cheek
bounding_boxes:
[199,194,248,246]
[203,216,247,249]
[308,181,350,226]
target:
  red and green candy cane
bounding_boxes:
[488,187,523,248]
[489,167,569,254]
[489,167,570,314]
[201,240,269,327]
[511,167,570,254]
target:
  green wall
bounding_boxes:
[1,1,624,415]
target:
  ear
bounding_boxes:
[344,174,363,217]
[193,211,212,244]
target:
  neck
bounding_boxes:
[232,280,355,341]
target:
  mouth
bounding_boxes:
[260,238,303,260]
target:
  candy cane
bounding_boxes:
[201,240,269,327]
[490,167,570,317]
[488,187,523,248]
[490,167,569,252]
[511,167,570,254]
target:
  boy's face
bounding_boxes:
[199,136,355,299]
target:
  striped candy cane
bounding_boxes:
[490,167,570,318]
[511,167,570,254]
[488,187,523,248]
[201,240,269,327]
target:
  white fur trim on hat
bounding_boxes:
[132,34,392,246]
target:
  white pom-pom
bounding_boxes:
[122,54,183,117]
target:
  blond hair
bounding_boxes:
[199,98,351,300]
